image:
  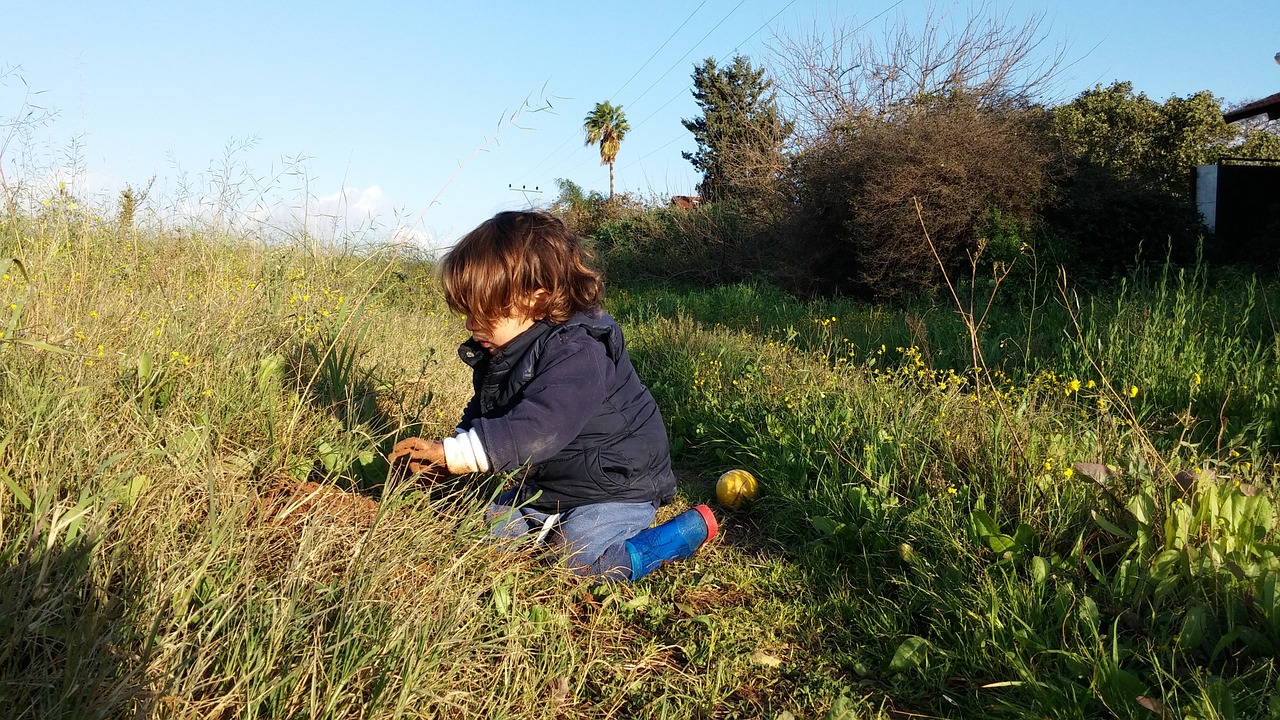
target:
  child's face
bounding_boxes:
[462,290,547,354]
[465,313,535,354]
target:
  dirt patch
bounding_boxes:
[254,478,380,529]
[675,585,752,613]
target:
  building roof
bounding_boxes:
[1224,92,1280,123]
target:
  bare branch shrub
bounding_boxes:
[771,2,1066,139]
[790,97,1051,297]
[763,3,1063,297]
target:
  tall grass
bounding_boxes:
[5,210,824,719]
[2,200,1277,718]
[615,268,1279,718]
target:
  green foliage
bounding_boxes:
[1089,472,1278,649]
[5,174,1280,718]
[1235,120,1280,158]
[593,201,778,285]
[618,272,1279,718]
[1046,82,1280,274]
[1050,82,1238,194]
[682,55,793,210]
[548,178,644,239]
[304,295,378,430]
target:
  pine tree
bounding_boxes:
[682,56,793,205]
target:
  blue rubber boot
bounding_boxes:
[624,505,718,581]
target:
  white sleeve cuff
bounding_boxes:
[443,428,490,474]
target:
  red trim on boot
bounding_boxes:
[693,504,718,542]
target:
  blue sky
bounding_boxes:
[3,1,1277,247]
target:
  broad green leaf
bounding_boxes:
[970,509,1000,537]
[0,257,28,280]
[1178,604,1209,651]
[811,516,843,537]
[889,635,928,672]
[318,441,342,473]
[138,352,153,383]
[1091,510,1132,539]
[1012,523,1038,551]
[1149,549,1184,581]
[823,695,857,720]
[1078,595,1100,631]
[118,474,151,509]
[1210,627,1241,663]
[4,337,76,355]
[987,533,1016,554]
[527,604,551,624]
[257,354,286,393]
[492,584,511,616]
[168,428,204,461]
[1165,500,1192,551]
[1031,556,1049,586]
[1127,485,1155,528]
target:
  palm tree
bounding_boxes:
[583,101,630,199]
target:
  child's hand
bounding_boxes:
[388,437,447,478]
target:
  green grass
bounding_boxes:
[1,207,1277,718]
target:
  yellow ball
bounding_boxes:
[716,469,758,509]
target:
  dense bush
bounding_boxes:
[592,201,778,286]
[1041,162,1208,273]
[547,179,646,239]
[787,97,1052,298]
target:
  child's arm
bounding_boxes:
[465,331,609,472]
[388,433,489,476]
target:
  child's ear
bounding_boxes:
[527,289,549,316]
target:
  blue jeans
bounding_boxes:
[485,486,656,579]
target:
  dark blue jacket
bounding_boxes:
[457,309,676,512]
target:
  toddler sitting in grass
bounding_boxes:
[389,210,715,580]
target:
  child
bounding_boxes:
[389,210,716,581]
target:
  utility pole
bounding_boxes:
[508,184,543,205]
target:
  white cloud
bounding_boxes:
[239,185,445,249]
[4,159,445,251]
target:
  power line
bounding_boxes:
[611,0,711,102]
[620,0,905,179]
[517,0,711,184]
[629,0,803,137]
[630,133,690,167]
[622,0,751,109]
[535,0,910,191]
[555,0,796,184]
[521,0,753,186]
[826,0,904,55]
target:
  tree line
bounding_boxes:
[570,10,1280,298]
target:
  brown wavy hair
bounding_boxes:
[439,211,604,331]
